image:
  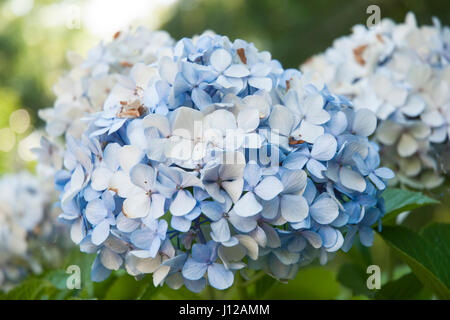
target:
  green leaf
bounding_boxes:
[62,249,96,299]
[378,224,450,299]
[103,273,147,300]
[44,270,69,290]
[375,273,423,300]
[5,278,55,300]
[253,275,278,299]
[337,263,373,297]
[264,267,340,299]
[137,282,160,300]
[382,188,439,223]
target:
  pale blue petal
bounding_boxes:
[91,256,112,282]
[182,259,208,280]
[210,49,232,72]
[254,176,283,200]
[311,134,337,161]
[170,189,197,216]
[184,278,206,293]
[130,164,155,191]
[85,199,107,225]
[210,218,231,243]
[207,263,234,290]
[306,158,327,179]
[171,216,192,232]
[224,64,250,78]
[310,194,339,225]
[91,220,110,245]
[233,192,262,217]
[280,194,309,222]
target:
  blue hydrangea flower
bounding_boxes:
[54,31,393,292]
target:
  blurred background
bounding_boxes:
[0,0,449,299]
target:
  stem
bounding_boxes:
[236,272,250,300]
[242,270,266,287]
[207,284,216,300]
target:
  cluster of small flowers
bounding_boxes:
[0,172,46,291]
[54,31,393,292]
[302,13,450,189]
[39,27,174,139]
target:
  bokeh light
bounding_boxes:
[0,128,16,152]
[9,109,30,134]
[9,0,34,17]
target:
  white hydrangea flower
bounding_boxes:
[302,13,450,189]
[39,27,174,139]
[0,172,46,291]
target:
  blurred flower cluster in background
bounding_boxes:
[0,0,449,300]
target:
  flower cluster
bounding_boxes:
[56,32,392,292]
[302,13,450,189]
[39,27,174,139]
[0,172,46,291]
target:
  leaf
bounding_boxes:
[375,273,423,300]
[62,249,96,299]
[264,267,340,299]
[254,275,278,299]
[382,188,439,223]
[103,273,147,300]
[44,270,70,290]
[420,223,450,287]
[337,263,373,297]
[378,224,450,299]
[137,282,160,300]
[6,278,55,300]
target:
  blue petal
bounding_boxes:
[182,258,208,280]
[233,192,262,217]
[170,189,197,216]
[207,263,234,290]
[254,176,283,200]
[280,194,309,222]
[184,278,206,293]
[210,218,231,243]
[310,194,339,225]
[91,220,110,245]
[91,256,111,282]
[310,134,337,161]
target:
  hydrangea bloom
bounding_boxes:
[56,32,392,292]
[39,27,174,139]
[0,172,46,291]
[302,13,450,189]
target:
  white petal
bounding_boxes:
[123,192,150,219]
[397,133,418,157]
[339,167,366,192]
[352,109,377,137]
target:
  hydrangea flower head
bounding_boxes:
[0,172,46,291]
[56,32,392,292]
[39,28,174,139]
[302,13,450,189]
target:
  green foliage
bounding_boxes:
[382,188,439,223]
[375,273,425,300]
[263,267,340,299]
[378,223,450,299]
[337,263,373,298]
[5,278,53,300]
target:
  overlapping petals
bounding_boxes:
[302,13,450,189]
[55,32,392,292]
